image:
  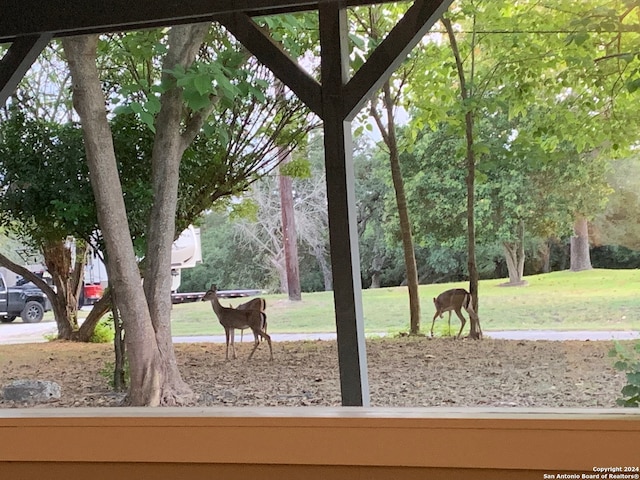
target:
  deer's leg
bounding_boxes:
[447,311,452,336]
[430,311,439,337]
[230,328,237,359]
[454,309,467,339]
[248,329,273,361]
[248,329,261,359]
[256,312,267,343]
[261,330,273,361]
[224,328,231,361]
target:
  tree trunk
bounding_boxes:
[310,243,332,291]
[73,288,112,342]
[63,35,163,406]
[111,284,127,392]
[370,81,421,335]
[279,152,302,301]
[142,24,212,406]
[0,251,64,328]
[503,243,520,283]
[43,240,84,339]
[540,239,551,273]
[0,241,93,340]
[502,220,526,284]
[443,17,481,339]
[570,215,592,272]
[465,129,481,339]
[369,253,385,289]
[270,253,288,293]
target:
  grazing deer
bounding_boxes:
[235,297,267,342]
[431,288,479,339]
[202,285,273,361]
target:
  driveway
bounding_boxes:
[0,321,58,344]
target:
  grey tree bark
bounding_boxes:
[443,17,482,339]
[502,220,526,285]
[570,215,592,272]
[141,24,211,405]
[370,81,421,335]
[63,35,163,406]
[279,154,302,301]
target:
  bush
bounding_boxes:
[430,317,460,338]
[609,341,640,407]
[99,359,130,390]
[591,245,640,269]
[90,316,115,343]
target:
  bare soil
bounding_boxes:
[0,337,629,408]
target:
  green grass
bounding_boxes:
[168,269,640,337]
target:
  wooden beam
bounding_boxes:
[1,407,639,476]
[218,13,323,117]
[0,34,52,106]
[0,0,399,43]
[319,2,370,407]
[342,0,452,120]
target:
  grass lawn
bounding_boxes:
[167,269,640,337]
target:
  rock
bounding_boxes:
[3,380,61,403]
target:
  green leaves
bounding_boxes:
[114,96,160,132]
[626,77,640,94]
[610,341,640,407]
[280,157,312,179]
[228,199,259,222]
[566,31,590,46]
[259,13,319,60]
[0,111,98,247]
[161,58,270,115]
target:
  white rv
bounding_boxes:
[83,226,202,304]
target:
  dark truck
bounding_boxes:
[0,273,51,323]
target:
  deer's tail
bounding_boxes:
[463,291,480,321]
[463,291,474,312]
[260,311,268,333]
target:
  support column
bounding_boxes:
[319,3,370,407]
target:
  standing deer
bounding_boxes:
[431,288,479,339]
[235,297,267,342]
[202,285,273,361]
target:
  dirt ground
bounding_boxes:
[0,337,630,408]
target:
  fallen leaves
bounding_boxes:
[0,336,628,408]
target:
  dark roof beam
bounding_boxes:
[0,0,400,43]
[218,13,323,117]
[342,0,452,121]
[0,34,53,106]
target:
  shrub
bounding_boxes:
[609,341,640,407]
[99,359,130,390]
[90,316,115,343]
[431,320,459,338]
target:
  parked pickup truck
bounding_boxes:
[0,273,51,323]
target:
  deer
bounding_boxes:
[431,288,479,339]
[234,297,267,342]
[202,284,273,361]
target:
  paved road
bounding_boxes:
[0,322,58,345]
[0,322,638,345]
[484,330,640,341]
